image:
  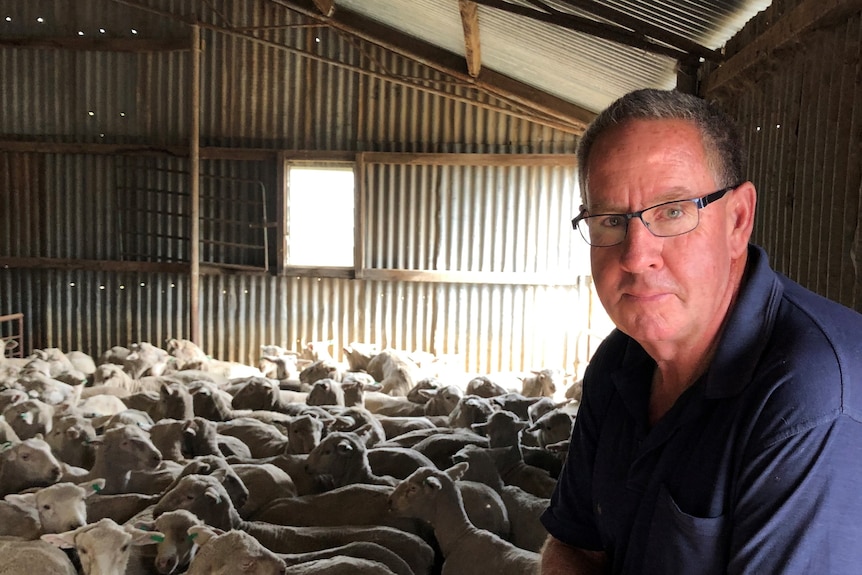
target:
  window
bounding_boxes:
[286,165,355,267]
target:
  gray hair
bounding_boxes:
[576,89,745,201]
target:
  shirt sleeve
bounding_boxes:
[540,359,608,551]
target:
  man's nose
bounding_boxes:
[619,216,662,271]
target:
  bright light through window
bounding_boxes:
[288,166,354,267]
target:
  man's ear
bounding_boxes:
[728,181,756,257]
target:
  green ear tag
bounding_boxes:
[92,483,102,493]
[150,534,165,543]
[187,532,199,541]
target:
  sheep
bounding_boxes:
[0,438,63,496]
[388,462,540,574]
[526,407,575,448]
[217,417,290,458]
[342,341,379,371]
[411,428,490,470]
[519,368,564,397]
[466,375,508,398]
[0,538,78,574]
[489,392,546,421]
[452,444,549,552]
[374,414,438,440]
[149,417,222,462]
[306,378,345,406]
[448,394,496,429]
[364,383,463,419]
[1,478,106,538]
[153,473,436,575]
[298,359,344,384]
[304,430,398,488]
[3,398,55,440]
[472,411,559,496]
[231,462,297,518]
[285,413,325,455]
[278,541,413,575]
[183,526,287,575]
[124,341,171,379]
[367,446,437,480]
[132,509,204,575]
[328,406,387,446]
[165,338,209,371]
[0,416,19,443]
[66,350,97,379]
[72,424,162,494]
[252,483,428,538]
[366,349,421,397]
[41,517,162,574]
[13,371,78,405]
[98,345,131,366]
[230,377,307,415]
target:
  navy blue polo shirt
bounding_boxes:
[542,244,862,574]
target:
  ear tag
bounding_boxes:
[92,483,102,493]
[187,532,199,542]
[150,534,165,543]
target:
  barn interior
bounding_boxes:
[1,0,861,572]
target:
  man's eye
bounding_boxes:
[600,215,625,228]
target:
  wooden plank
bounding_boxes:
[459,0,482,78]
[0,256,261,275]
[361,152,577,166]
[704,0,862,93]
[357,268,581,286]
[0,36,189,52]
[312,0,335,17]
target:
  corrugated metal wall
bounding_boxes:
[0,0,600,378]
[706,0,862,310]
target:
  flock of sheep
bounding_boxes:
[0,336,581,574]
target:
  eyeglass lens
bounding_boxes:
[578,200,701,246]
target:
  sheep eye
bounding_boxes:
[79,548,88,555]
[42,504,51,511]
[20,453,29,460]
[121,544,129,552]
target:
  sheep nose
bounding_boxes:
[156,556,177,574]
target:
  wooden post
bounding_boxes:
[190,24,201,344]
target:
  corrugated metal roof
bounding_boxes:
[336,0,773,113]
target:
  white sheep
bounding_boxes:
[153,474,435,575]
[41,517,162,574]
[366,349,421,397]
[388,462,540,574]
[304,430,399,488]
[71,424,163,493]
[132,508,204,574]
[1,478,105,539]
[519,368,565,398]
[0,538,77,574]
[183,526,287,575]
[0,437,63,496]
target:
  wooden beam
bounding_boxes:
[270,0,595,132]
[704,0,862,94]
[0,256,264,275]
[0,36,189,52]
[361,152,577,166]
[312,0,335,17]
[357,268,581,286]
[189,25,202,344]
[459,0,482,78]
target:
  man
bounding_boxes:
[540,88,862,574]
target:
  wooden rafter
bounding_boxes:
[312,0,334,17]
[458,0,482,78]
[270,0,595,132]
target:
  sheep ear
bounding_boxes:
[336,440,354,454]
[189,525,223,547]
[424,476,443,490]
[526,421,541,433]
[81,478,106,496]
[471,422,488,433]
[446,461,469,481]
[5,493,35,509]
[203,486,222,504]
[417,388,437,399]
[126,524,163,545]
[42,527,82,549]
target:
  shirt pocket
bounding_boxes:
[642,484,728,575]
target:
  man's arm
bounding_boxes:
[539,535,607,575]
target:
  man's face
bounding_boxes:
[584,118,747,351]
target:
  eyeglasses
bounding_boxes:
[571,184,739,247]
